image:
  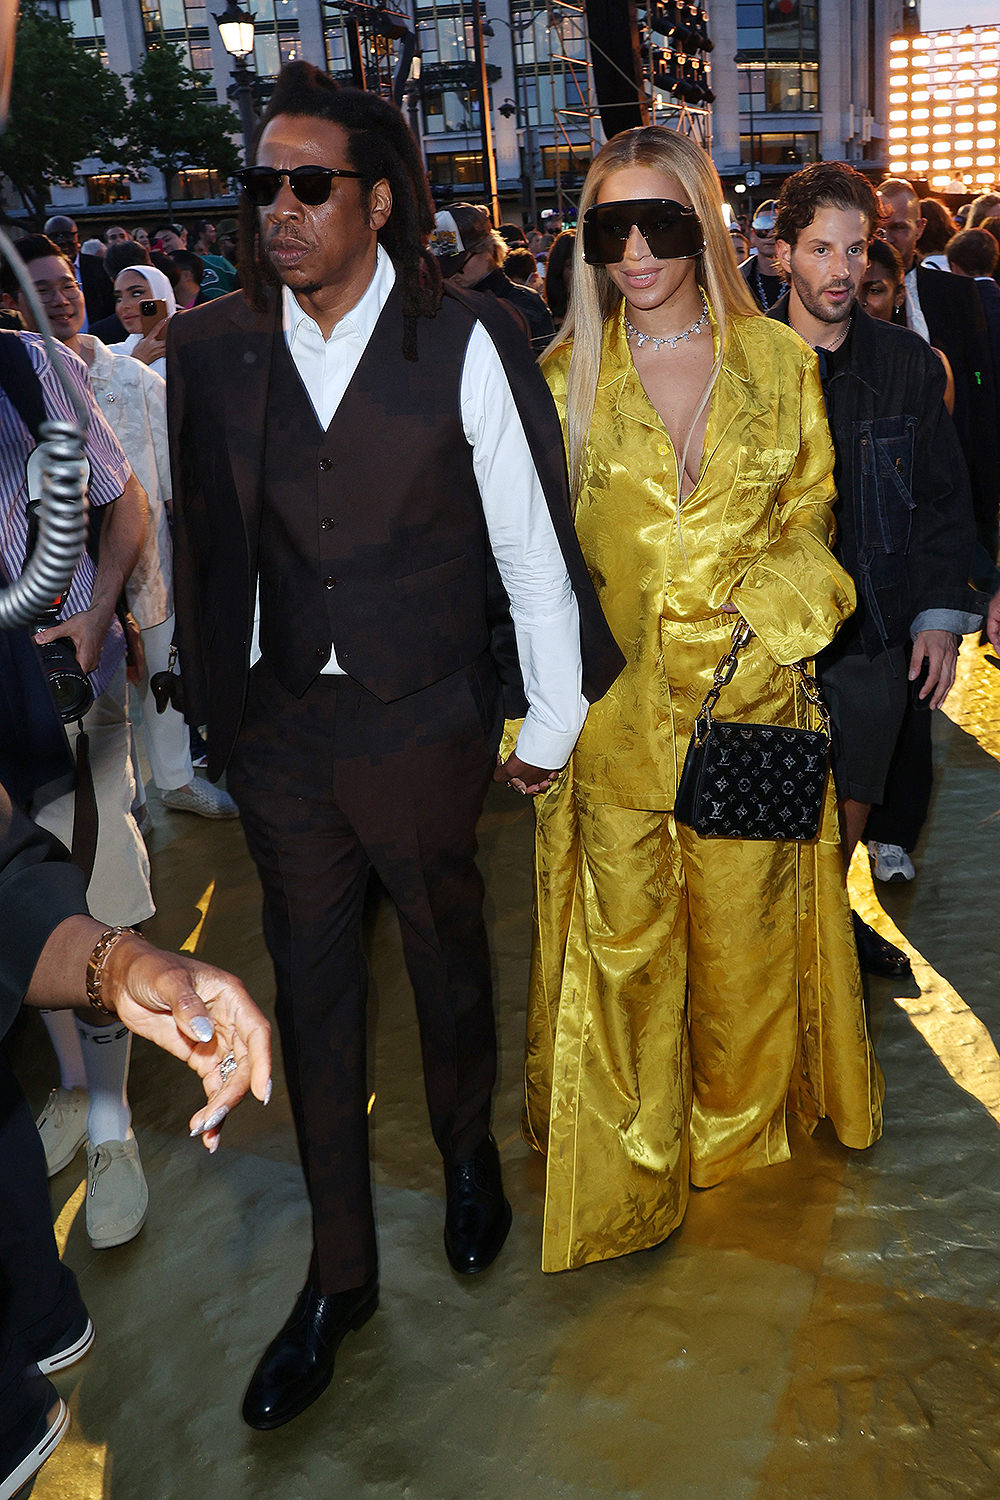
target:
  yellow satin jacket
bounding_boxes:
[543,304,857,809]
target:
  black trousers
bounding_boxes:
[865,698,934,851]
[227,655,503,1295]
[0,1047,84,1435]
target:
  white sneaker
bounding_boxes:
[161,778,239,819]
[0,1392,69,1500]
[85,1136,149,1249]
[868,841,916,884]
[36,1087,89,1177]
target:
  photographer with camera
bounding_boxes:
[5,235,238,824]
[0,317,155,1249]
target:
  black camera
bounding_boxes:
[30,600,93,722]
[26,498,93,723]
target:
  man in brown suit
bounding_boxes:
[168,63,622,1430]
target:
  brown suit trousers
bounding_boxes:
[227,653,502,1294]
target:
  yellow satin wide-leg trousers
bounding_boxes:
[524,767,884,1273]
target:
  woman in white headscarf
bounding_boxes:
[110,263,177,378]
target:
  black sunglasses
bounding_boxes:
[438,250,474,279]
[583,199,705,265]
[236,164,365,207]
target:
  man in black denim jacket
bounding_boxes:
[769,162,984,979]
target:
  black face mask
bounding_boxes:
[582,199,705,265]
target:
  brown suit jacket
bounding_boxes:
[167,279,624,779]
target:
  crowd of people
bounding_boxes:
[4,52,1000,1492]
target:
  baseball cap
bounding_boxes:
[428,210,465,257]
[751,200,777,232]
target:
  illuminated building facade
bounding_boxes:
[885,25,1000,192]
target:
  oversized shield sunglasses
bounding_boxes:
[582,199,705,264]
[236,164,365,207]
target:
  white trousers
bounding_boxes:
[33,661,154,927]
[132,613,193,793]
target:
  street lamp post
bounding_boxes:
[471,0,500,226]
[214,1,258,163]
[499,96,537,228]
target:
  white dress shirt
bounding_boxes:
[903,266,931,344]
[250,247,587,769]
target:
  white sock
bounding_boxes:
[75,1016,133,1144]
[40,1009,87,1091]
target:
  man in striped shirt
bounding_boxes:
[0,327,153,1248]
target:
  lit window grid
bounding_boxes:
[887,25,1000,186]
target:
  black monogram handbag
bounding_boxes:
[675,619,831,842]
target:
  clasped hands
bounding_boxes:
[494,752,560,796]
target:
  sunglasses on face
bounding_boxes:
[236,164,365,207]
[582,199,705,265]
[438,251,474,279]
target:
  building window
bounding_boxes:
[426,151,483,189]
[85,173,131,205]
[738,0,819,114]
[59,0,105,42]
[738,1,817,53]
[540,144,591,183]
[739,60,818,113]
[169,168,231,200]
[740,131,820,165]
[422,87,479,135]
[189,42,212,69]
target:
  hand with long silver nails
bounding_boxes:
[25,915,272,1154]
[98,933,273,1152]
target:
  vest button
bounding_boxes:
[321,517,335,530]
[318,458,333,471]
[324,576,337,589]
[315,647,326,659]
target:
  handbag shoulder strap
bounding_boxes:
[693,618,830,745]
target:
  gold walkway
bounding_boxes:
[10,643,1000,1500]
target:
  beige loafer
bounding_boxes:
[85,1136,149,1249]
[36,1087,89,1177]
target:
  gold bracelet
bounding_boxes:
[85,926,131,1015]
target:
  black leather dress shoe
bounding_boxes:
[241,1273,378,1431]
[852,912,913,980]
[444,1133,512,1275]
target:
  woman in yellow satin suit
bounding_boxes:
[523,127,883,1273]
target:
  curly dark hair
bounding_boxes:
[775,161,881,247]
[238,61,440,360]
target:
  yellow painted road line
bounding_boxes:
[849,852,1000,1126]
[53,1179,86,1257]
[180,878,216,954]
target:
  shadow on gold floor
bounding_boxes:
[8,645,1000,1498]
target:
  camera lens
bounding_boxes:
[37,636,93,722]
[47,663,94,721]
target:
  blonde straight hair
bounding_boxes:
[546,126,761,505]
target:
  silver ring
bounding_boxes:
[220,1051,237,1083]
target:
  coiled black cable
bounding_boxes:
[0,225,89,631]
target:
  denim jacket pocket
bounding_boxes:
[856,415,916,558]
[855,416,916,651]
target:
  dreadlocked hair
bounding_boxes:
[238,61,441,360]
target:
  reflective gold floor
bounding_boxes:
[9,643,1000,1500]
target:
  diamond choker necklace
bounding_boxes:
[625,291,710,352]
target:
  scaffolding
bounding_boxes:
[546,0,712,213]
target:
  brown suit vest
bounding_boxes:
[259,289,489,701]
